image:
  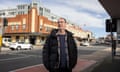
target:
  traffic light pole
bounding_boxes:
[111,23,116,59]
[0,16,9,53]
[0,16,8,53]
[0,18,3,53]
[111,31,114,57]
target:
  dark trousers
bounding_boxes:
[49,67,72,72]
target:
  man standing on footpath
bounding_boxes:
[42,18,78,72]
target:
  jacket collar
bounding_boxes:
[50,29,73,38]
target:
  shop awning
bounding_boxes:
[99,0,120,18]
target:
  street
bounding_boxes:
[0,48,42,72]
[0,45,110,72]
[0,0,120,72]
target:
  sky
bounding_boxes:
[0,0,110,38]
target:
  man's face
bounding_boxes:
[57,18,66,30]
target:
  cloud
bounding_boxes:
[67,0,107,14]
[46,0,107,14]
[0,0,30,9]
[43,0,109,28]
[0,0,110,28]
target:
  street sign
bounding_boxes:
[105,19,117,32]
[106,19,111,32]
[117,19,120,41]
[117,35,120,40]
[117,19,120,34]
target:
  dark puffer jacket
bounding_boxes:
[42,29,77,70]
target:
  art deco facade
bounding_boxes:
[0,0,93,45]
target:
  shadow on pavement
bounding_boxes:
[91,55,120,72]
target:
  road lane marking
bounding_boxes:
[0,55,42,62]
[9,64,43,72]
[10,53,42,57]
[0,56,32,62]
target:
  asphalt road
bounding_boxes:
[0,45,109,72]
[0,50,42,72]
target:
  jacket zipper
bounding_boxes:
[57,34,69,68]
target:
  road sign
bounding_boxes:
[105,19,117,32]
[117,19,120,34]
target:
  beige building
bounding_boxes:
[0,1,93,45]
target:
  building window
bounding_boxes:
[10,12,15,15]
[22,12,24,14]
[22,24,26,30]
[0,13,2,16]
[45,27,51,32]
[40,25,42,31]
[39,7,43,15]
[22,6,25,9]
[18,11,24,15]
[33,3,37,7]
[18,12,20,14]
[5,26,7,30]
[2,13,5,15]
[21,37,25,42]
[16,36,20,42]
[11,25,14,30]
[18,6,21,9]
[16,24,19,30]
[39,7,43,11]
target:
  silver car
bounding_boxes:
[9,42,33,50]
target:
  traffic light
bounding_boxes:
[106,19,111,32]
[106,19,117,32]
[112,18,117,32]
[3,18,8,26]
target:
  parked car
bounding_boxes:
[2,38,11,47]
[80,41,90,46]
[9,42,33,50]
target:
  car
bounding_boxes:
[9,42,33,50]
[80,41,90,46]
[2,38,11,47]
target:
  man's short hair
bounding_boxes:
[59,18,67,23]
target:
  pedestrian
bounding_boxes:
[42,18,78,72]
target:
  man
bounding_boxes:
[42,18,77,72]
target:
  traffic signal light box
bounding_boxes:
[106,19,117,32]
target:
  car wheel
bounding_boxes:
[29,46,33,50]
[17,46,21,50]
[10,48,15,51]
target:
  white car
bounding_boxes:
[80,41,90,46]
[9,42,33,50]
[2,38,11,47]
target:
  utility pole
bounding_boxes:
[0,17,3,52]
[0,16,8,53]
[105,19,116,59]
[111,25,114,58]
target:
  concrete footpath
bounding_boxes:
[10,59,96,72]
[9,47,111,72]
